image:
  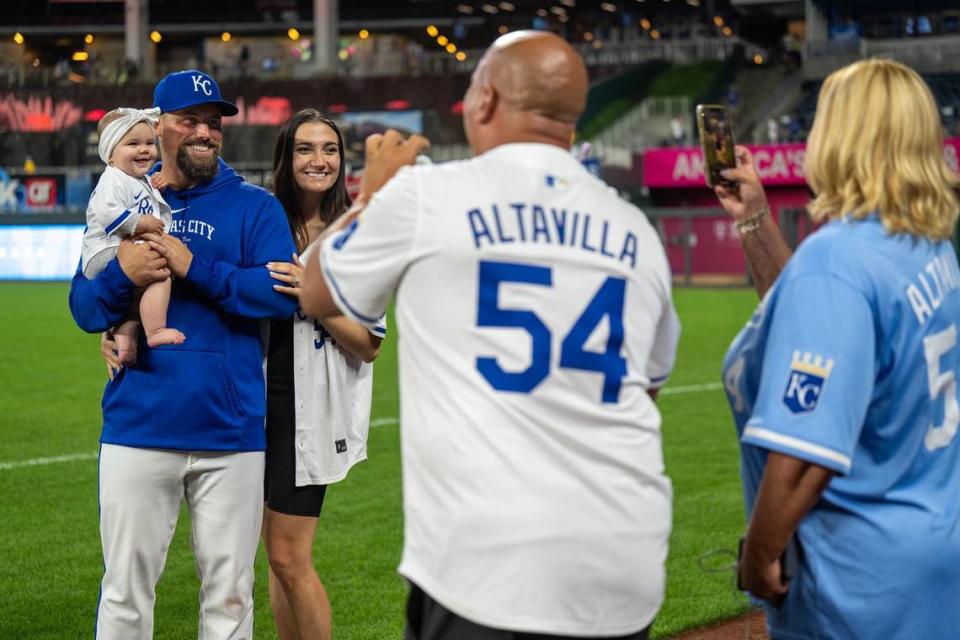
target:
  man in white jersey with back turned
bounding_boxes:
[301,31,680,640]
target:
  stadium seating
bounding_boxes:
[760,72,960,143]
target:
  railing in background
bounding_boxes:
[588,95,692,155]
[644,207,747,286]
[580,37,765,68]
[0,37,766,90]
[803,34,960,78]
[643,206,811,286]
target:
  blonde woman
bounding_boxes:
[717,59,960,639]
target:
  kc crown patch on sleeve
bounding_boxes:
[783,351,834,414]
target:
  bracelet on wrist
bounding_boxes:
[735,207,769,235]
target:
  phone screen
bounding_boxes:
[696,105,737,188]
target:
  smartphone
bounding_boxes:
[696,104,737,188]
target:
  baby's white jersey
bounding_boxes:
[81,166,172,278]
[320,143,679,637]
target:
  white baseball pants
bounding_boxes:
[96,444,264,640]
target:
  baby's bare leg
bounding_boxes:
[141,278,186,347]
[114,319,140,366]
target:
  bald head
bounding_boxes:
[463,31,589,153]
[482,31,588,123]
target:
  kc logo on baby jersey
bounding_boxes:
[783,351,834,414]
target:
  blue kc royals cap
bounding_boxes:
[153,69,239,116]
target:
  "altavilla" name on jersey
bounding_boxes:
[906,253,960,326]
[466,203,639,268]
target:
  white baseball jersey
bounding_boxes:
[288,245,387,485]
[320,143,680,636]
[81,165,172,278]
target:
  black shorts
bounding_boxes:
[264,317,327,517]
[403,582,652,640]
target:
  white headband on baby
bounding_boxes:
[98,107,161,164]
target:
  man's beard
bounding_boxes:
[176,141,220,183]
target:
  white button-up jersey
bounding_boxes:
[288,250,386,485]
[320,143,679,636]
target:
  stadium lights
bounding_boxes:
[150,30,162,43]
[560,0,576,6]
[221,32,231,42]
[13,32,24,45]
[288,27,300,40]
[426,25,439,37]
[457,4,474,14]
[359,29,370,39]
[498,1,515,10]
[481,4,498,14]
[686,0,700,5]
[72,51,89,62]
[84,34,94,45]
[456,51,467,61]
[601,2,617,12]
[427,30,462,56]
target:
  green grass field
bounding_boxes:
[0,283,759,639]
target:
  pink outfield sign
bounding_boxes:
[643,143,807,188]
[644,138,960,188]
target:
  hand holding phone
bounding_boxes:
[711,145,771,228]
[696,104,738,189]
[737,535,799,607]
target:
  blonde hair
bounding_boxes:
[804,58,959,240]
[97,109,124,135]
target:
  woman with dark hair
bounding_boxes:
[263,109,384,640]
[270,109,354,253]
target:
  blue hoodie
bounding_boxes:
[69,159,297,451]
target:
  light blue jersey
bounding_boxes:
[723,215,960,640]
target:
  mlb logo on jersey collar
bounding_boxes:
[783,351,834,414]
[545,174,569,189]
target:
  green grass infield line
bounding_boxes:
[0,382,725,473]
[0,451,99,470]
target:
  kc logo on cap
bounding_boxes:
[153,69,239,116]
[191,74,212,96]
